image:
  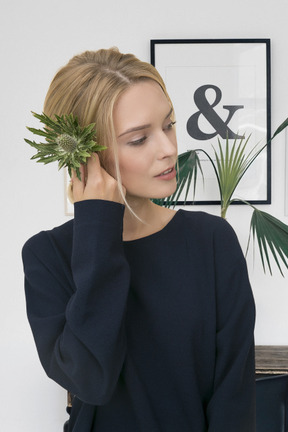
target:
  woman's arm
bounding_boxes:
[22,199,130,406]
[206,219,256,431]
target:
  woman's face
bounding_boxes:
[110,80,178,200]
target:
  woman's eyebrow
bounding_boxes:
[118,124,150,138]
[118,107,173,138]
[165,107,173,120]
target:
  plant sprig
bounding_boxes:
[25,111,106,179]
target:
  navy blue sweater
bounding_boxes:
[22,200,255,431]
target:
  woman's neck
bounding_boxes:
[123,197,176,241]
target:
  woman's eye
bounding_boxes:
[127,136,147,146]
[164,121,176,131]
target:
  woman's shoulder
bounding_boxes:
[176,209,240,251]
[22,219,74,260]
[177,209,230,232]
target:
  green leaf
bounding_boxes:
[247,208,288,276]
[272,116,288,139]
[212,134,253,217]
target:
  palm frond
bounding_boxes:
[271,116,288,139]
[241,116,288,178]
[212,134,258,217]
[247,208,288,276]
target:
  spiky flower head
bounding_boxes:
[56,134,78,152]
[25,111,106,179]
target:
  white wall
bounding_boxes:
[1,0,288,430]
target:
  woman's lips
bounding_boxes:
[155,166,176,180]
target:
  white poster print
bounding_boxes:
[152,40,270,204]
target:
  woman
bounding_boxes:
[22,48,256,431]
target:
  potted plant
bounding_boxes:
[153,117,288,276]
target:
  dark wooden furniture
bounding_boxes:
[255,345,288,376]
[255,346,288,432]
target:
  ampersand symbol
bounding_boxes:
[187,84,244,140]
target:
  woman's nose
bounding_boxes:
[157,131,177,159]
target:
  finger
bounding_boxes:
[85,153,101,183]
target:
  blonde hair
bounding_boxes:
[44,47,173,206]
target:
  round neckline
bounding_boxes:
[123,209,182,245]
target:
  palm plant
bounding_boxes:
[154,117,288,276]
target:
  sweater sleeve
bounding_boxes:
[22,200,130,405]
[206,218,256,432]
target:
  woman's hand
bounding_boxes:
[71,153,125,204]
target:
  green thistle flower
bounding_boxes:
[25,111,106,179]
[56,134,78,152]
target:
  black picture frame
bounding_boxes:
[151,39,271,205]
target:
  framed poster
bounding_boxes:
[151,39,271,205]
